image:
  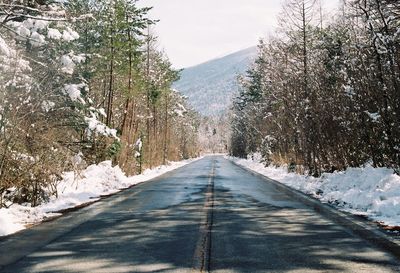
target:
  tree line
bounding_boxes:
[0,0,199,207]
[231,0,400,176]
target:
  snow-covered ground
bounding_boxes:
[229,154,400,227]
[0,158,201,237]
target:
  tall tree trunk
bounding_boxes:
[106,30,114,127]
[145,26,152,168]
[163,92,169,165]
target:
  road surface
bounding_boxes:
[1,156,400,272]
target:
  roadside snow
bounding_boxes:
[229,154,400,227]
[0,210,25,236]
[0,158,201,237]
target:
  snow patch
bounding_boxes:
[85,113,118,139]
[30,32,46,47]
[0,209,25,236]
[63,83,86,102]
[41,100,56,112]
[0,36,11,56]
[60,55,75,74]
[47,28,62,40]
[62,27,79,41]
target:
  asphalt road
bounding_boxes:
[1,156,400,272]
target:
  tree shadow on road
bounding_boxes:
[2,174,400,273]
[210,186,400,273]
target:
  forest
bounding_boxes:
[0,0,200,207]
[231,0,400,176]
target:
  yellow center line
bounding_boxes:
[192,159,216,273]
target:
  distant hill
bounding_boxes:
[173,47,257,116]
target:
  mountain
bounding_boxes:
[173,46,257,116]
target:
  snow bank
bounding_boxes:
[230,154,400,227]
[0,158,200,237]
[0,209,25,236]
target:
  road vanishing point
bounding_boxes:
[1,156,400,273]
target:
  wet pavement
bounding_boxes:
[1,156,400,272]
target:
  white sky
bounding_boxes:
[138,0,340,68]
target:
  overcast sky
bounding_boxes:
[138,0,340,68]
